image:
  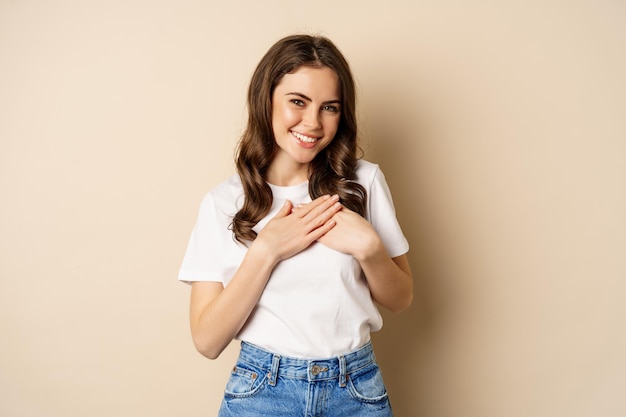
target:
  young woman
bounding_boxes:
[179,34,413,417]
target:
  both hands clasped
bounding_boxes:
[254,194,379,264]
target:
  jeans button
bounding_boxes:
[311,365,321,375]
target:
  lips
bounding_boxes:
[291,130,319,143]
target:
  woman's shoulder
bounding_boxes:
[355,159,382,185]
[199,173,244,212]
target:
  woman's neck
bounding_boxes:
[266,162,310,186]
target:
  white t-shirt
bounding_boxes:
[178,160,408,358]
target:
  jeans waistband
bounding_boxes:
[238,341,376,387]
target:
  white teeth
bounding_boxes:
[292,131,317,143]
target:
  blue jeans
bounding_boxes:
[218,341,393,417]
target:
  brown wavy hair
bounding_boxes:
[231,34,366,244]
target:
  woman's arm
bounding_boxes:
[357,249,413,314]
[189,243,278,360]
[315,207,413,313]
[189,195,342,359]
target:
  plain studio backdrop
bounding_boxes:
[1,1,625,416]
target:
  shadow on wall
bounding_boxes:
[364,77,449,416]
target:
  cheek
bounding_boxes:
[273,105,300,129]
[323,116,340,136]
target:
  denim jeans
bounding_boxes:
[218,341,393,417]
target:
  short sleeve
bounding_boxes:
[178,193,228,284]
[364,164,409,258]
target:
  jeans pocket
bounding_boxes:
[346,364,389,404]
[224,362,267,398]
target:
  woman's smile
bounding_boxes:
[291,130,320,145]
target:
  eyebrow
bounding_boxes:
[286,92,341,105]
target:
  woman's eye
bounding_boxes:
[290,99,305,106]
[323,105,339,113]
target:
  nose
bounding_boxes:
[303,108,322,129]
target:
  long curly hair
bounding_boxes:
[231,34,366,244]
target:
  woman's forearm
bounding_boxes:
[190,243,277,359]
[357,241,413,313]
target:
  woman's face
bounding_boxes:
[269,65,341,183]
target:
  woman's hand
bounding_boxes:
[254,194,342,263]
[314,206,381,262]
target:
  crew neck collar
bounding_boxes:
[267,181,309,198]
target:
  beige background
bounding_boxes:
[1,0,625,416]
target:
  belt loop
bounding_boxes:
[268,354,280,386]
[339,355,347,387]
